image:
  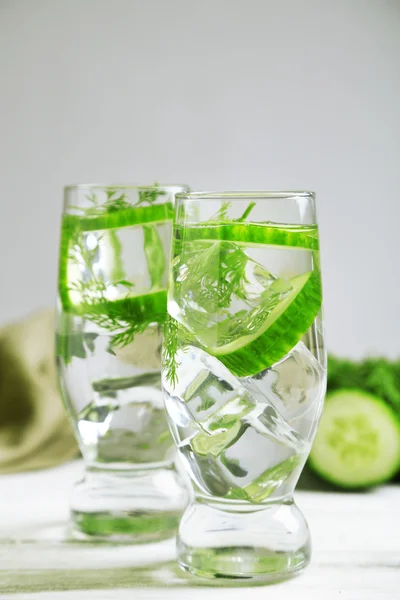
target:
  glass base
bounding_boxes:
[70,463,188,543]
[177,497,310,581]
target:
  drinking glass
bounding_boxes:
[162,191,326,580]
[56,183,189,541]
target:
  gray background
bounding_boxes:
[0,0,399,357]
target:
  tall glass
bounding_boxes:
[162,191,326,580]
[56,184,189,541]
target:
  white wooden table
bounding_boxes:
[0,461,399,599]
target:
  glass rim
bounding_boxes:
[64,183,190,192]
[175,190,315,201]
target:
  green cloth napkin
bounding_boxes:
[0,310,78,473]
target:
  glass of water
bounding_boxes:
[56,183,189,541]
[162,191,326,580]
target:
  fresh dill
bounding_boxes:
[63,182,169,350]
[71,183,166,217]
[162,314,196,387]
[66,228,164,351]
[164,200,262,385]
[162,315,180,387]
[176,241,250,314]
[137,186,167,206]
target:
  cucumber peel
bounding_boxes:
[208,270,322,377]
[309,389,400,488]
[63,203,173,233]
[177,221,319,250]
[58,203,172,320]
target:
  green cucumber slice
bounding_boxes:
[227,454,301,503]
[309,389,400,488]
[58,203,172,316]
[177,222,319,250]
[72,511,179,538]
[63,202,173,232]
[208,270,322,377]
[58,218,78,312]
[191,422,243,457]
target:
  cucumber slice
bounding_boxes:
[58,203,172,318]
[227,454,301,503]
[177,222,319,250]
[208,270,322,377]
[63,202,173,232]
[309,389,400,488]
[192,422,243,457]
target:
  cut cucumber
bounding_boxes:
[58,203,172,318]
[309,389,400,488]
[176,222,319,250]
[227,454,301,503]
[63,202,173,232]
[192,422,243,457]
[208,270,322,377]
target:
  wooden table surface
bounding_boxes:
[0,461,399,599]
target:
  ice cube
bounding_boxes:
[98,406,171,464]
[179,443,232,497]
[180,424,304,500]
[191,421,244,457]
[77,401,116,446]
[243,396,305,450]
[171,242,294,349]
[226,452,306,503]
[220,426,293,485]
[243,342,325,429]
[166,346,256,435]
[165,345,305,456]
[108,401,153,433]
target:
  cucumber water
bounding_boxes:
[163,203,326,504]
[57,186,180,467]
[56,184,191,542]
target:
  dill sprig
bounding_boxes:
[163,315,195,387]
[137,185,167,206]
[164,200,261,384]
[162,315,180,387]
[71,183,166,217]
[64,183,169,349]
[67,227,163,350]
[176,241,250,314]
